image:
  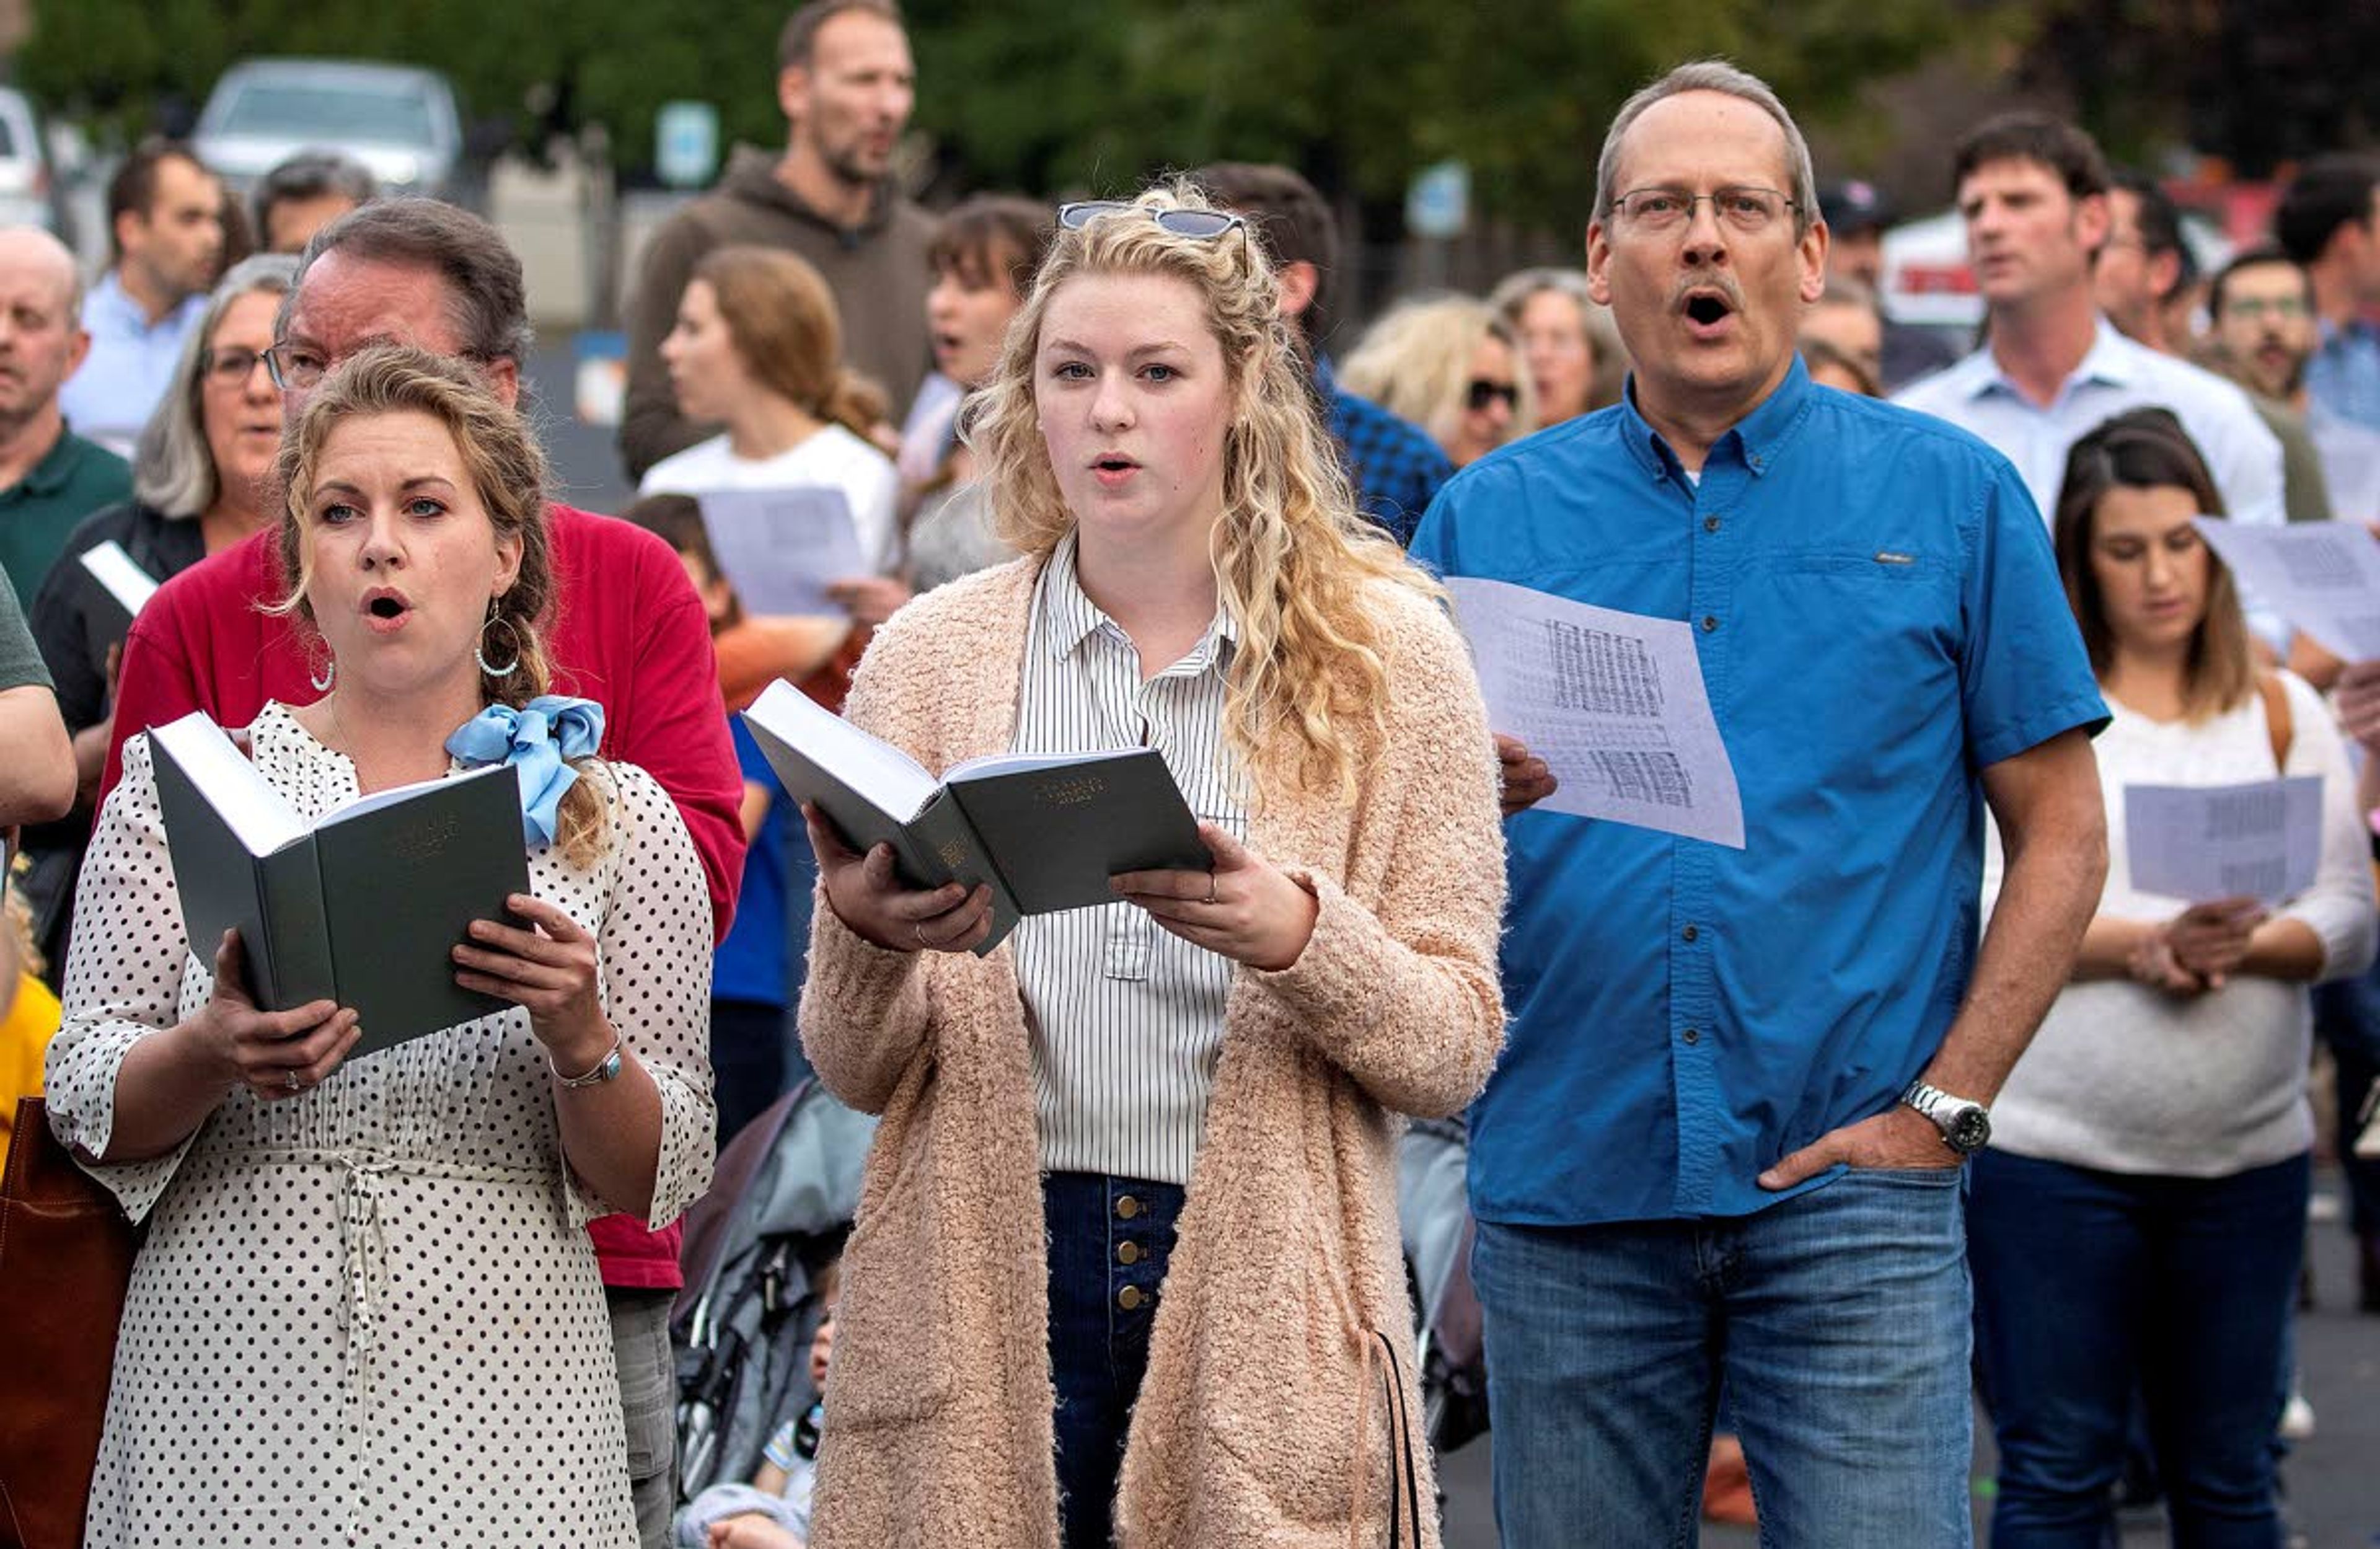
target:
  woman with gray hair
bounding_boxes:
[22,253,296,968]
[1488,267,1626,423]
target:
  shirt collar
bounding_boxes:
[1036,530,1238,667]
[1615,352,1815,481]
[1967,315,2138,402]
[9,425,79,497]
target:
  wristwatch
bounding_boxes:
[1901,1079,1991,1155]
[552,1032,625,1089]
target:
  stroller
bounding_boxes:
[673,1077,878,1502]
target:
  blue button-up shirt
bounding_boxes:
[2307,316,2380,436]
[1411,359,2107,1225]
[58,273,206,457]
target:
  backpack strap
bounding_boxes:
[2257,674,2294,774]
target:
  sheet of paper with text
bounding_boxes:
[2192,518,2380,661]
[2125,775,2324,904]
[1447,576,1745,848]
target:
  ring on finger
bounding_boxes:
[1204,875,1219,906]
[913,921,931,951]
[284,1069,302,1092]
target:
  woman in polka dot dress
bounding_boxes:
[45,346,716,1547]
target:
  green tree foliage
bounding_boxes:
[24,0,2008,219]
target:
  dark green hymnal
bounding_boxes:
[148,711,532,1055]
[743,678,1209,954]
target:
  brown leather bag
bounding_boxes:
[0,1096,136,1549]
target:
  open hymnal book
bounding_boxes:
[148,711,532,1054]
[743,679,1209,953]
[79,539,160,635]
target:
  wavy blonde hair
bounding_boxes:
[270,345,612,865]
[968,182,1437,800]
[1340,294,1538,459]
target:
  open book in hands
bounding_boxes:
[742,679,1209,953]
[147,711,532,1054]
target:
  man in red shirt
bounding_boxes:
[103,198,743,1549]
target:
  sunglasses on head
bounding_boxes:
[1466,379,1520,412]
[1057,201,1248,245]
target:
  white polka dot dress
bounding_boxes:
[45,704,717,1548]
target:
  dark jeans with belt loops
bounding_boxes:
[1044,1172,1186,1549]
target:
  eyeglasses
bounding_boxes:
[260,340,328,391]
[1057,201,1248,245]
[2223,294,2310,322]
[262,340,491,392]
[1608,186,1799,235]
[202,346,271,386]
[1466,379,1519,413]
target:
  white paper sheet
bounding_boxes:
[80,538,158,620]
[1446,576,1745,847]
[695,487,870,617]
[2125,775,2324,904]
[2192,518,2380,662]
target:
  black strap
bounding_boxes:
[1372,1328,1425,1548]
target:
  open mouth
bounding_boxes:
[1683,293,1734,327]
[363,589,412,626]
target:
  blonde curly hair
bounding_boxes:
[966,182,1439,800]
[269,345,612,866]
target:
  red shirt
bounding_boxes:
[104,505,745,1289]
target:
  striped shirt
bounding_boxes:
[1013,534,1244,1185]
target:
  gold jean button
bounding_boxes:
[1118,1285,1144,1311]
[1116,1194,1140,1219]
[1117,1240,1140,1265]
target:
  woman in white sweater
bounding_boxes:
[1972,407,2377,1547]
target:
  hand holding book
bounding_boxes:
[187,929,361,1100]
[804,802,998,955]
[451,891,614,1069]
[1109,822,1318,972]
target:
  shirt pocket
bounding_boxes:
[1727,546,1959,761]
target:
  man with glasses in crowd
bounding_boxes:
[101,198,744,1549]
[1410,61,2110,1547]
[2099,170,2337,525]
[2206,245,2380,524]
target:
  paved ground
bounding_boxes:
[1437,1167,2380,1547]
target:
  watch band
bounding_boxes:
[552,1031,626,1089]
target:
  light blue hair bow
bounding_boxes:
[444,695,606,846]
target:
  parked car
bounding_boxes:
[193,58,477,208]
[0,87,71,242]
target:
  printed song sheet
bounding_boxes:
[695,487,869,617]
[2192,519,2380,661]
[2125,775,2323,904]
[1447,576,1745,847]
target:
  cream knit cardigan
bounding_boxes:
[799,554,1507,1548]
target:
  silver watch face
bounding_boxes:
[1945,1105,1991,1154]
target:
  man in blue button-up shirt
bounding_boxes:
[1411,61,2110,1548]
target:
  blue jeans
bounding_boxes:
[1475,1167,1973,1548]
[1968,1149,2307,1548]
[1044,1173,1184,1549]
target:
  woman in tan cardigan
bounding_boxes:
[796,185,1507,1549]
